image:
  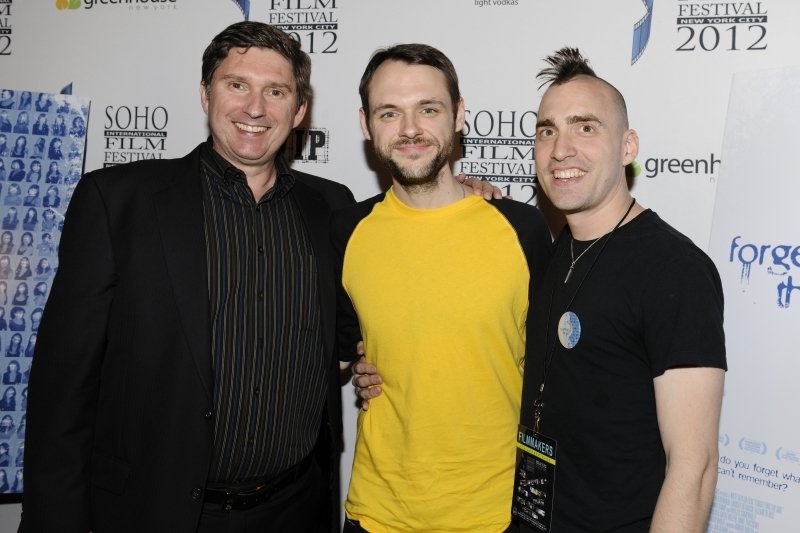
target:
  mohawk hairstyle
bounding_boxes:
[536,47,596,89]
[536,46,630,128]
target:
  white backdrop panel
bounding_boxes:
[1,1,798,530]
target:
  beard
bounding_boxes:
[375,135,454,192]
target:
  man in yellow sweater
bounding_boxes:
[332,44,552,533]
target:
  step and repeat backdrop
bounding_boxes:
[1,0,799,530]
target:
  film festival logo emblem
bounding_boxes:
[458,109,538,204]
[103,105,169,167]
[229,0,250,20]
[631,0,655,64]
[632,0,768,63]
[675,0,768,52]
[267,0,339,54]
[729,236,799,309]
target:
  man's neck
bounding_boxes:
[211,146,279,202]
[392,170,467,209]
[566,194,644,240]
[244,165,279,201]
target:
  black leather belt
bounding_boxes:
[203,454,314,511]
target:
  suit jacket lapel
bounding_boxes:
[153,149,213,401]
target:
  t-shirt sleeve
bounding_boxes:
[641,249,727,376]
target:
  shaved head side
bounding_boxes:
[537,47,629,128]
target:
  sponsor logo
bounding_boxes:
[739,437,767,455]
[676,0,767,52]
[457,109,537,204]
[776,448,800,464]
[55,0,81,9]
[268,0,338,54]
[284,127,329,163]
[102,105,169,167]
[58,0,178,11]
[474,0,519,6]
[642,153,721,179]
[729,236,799,309]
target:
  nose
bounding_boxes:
[551,132,575,162]
[399,113,422,139]
[243,92,266,119]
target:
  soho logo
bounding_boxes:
[457,109,537,203]
[102,105,169,167]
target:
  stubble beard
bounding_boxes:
[377,135,454,193]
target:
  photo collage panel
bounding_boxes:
[0,88,90,495]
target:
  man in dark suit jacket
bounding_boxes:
[22,21,354,533]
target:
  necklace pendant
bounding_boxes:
[564,264,575,284]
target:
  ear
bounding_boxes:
[200,83,209,115]
[622,129,639,166]
[292,100,308,129]
[359,108,372,141]
[454,97,465,133]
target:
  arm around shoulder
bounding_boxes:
[488,198,553,286]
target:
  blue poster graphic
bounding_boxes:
[0,88,90,498]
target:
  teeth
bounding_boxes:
[553,169,586,179]
[235,123,268,133]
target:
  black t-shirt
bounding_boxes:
[519,210,726,532]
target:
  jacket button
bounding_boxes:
[191,487,203,501]
[203,409,213,419]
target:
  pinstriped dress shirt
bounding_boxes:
[199,143,326,484]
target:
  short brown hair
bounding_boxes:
[359,43,461,118]
[201,21,311,109]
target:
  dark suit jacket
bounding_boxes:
[22,144,355,533]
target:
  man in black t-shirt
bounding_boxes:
[515,48,726,532]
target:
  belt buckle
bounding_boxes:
[224,484,269,511]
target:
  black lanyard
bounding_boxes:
[532,198,636,432]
